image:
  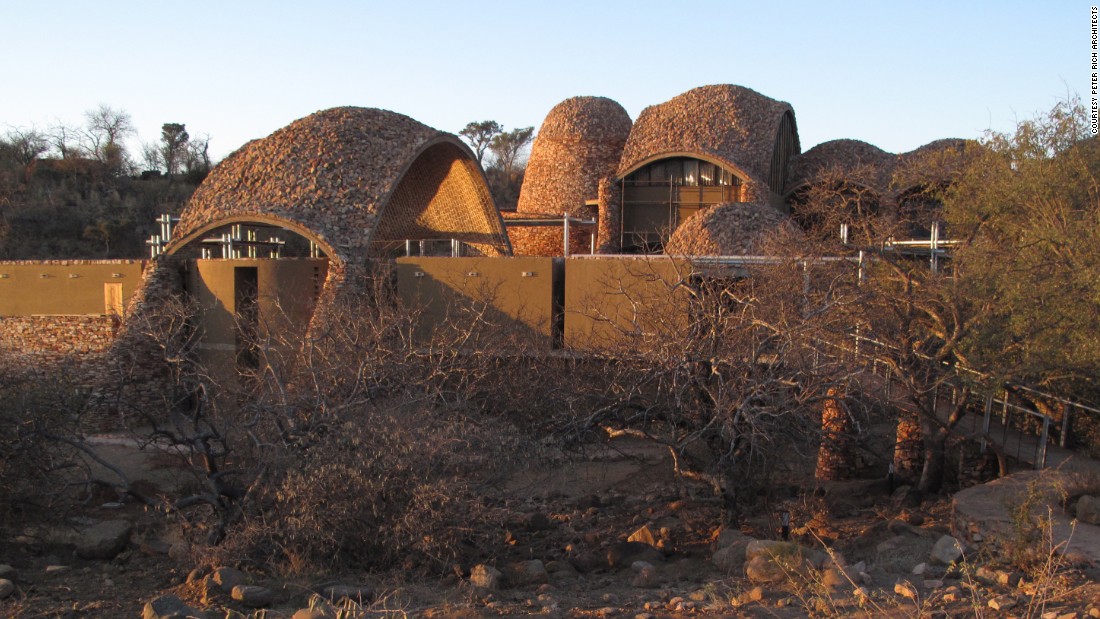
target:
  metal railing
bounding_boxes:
[849,333,1098,469]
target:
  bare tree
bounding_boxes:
[47,122,84,160]
[3,127,50,166]
[184,133,212,181]
[140,141,164,172]
[83,104,134,171]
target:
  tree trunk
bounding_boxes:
[918,422,949,493]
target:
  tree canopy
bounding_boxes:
[945,98,1100,395]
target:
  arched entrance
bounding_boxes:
[619,155,745,253]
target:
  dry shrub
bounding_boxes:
[193,274,534,575]
[209,400,520,575]
[0,361,96,527]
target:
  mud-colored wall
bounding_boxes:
[0,260,146,316]
[396,256,559,348]
[394,256,693,352]
[186,258,329,376]
[563,257,691,351]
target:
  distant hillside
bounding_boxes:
[0,159,200,259]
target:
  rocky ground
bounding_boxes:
[2,439,1099,618]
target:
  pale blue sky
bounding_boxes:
[1,1,1085,162]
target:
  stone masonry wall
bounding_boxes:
[0,258,183,432]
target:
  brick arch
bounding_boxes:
[369,140,511,257]
[166,213,339,261]
[618,151,753,190]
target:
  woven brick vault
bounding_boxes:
[169,106,511,265]
[618,84,800,205]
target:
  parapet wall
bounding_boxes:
[0,260,146,316]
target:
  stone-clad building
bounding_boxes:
[506,84,962,257]
[0,84,966,428]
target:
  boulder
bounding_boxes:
[628,525,658,547]
[212,566,247,592]
[545,560,579,581]
[507,559,549,587]
[744,554,788,584]
[745,540,801,561]
[715,528,754,550]
[142,594,203,619]
[894,581,918,600]
[712,543,747,573]
[1076,495,1100,525]
[738,586,764,604]
[929,535,964,565]
[0,579,13,599]
[75,519,132,560]
[607,541,662,568]
[820,567,846,588]
[0,565,15,579]
[470,564,504,590]
[631,561,658,588]
[232,584,274,608]
[987,595,1017,611]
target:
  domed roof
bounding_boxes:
[785,139,897,195]
[517,96,632,217]
[617,85,797,201]
[893,137,981,193]
[894,138,973,191]
[171,107,511,262]
[665,202,789,256]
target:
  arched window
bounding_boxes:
[621,157,743,253]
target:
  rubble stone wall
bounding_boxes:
[816,388,856,481]
[505,221,596,257]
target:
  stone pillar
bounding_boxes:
[893,410,924,483]
[596,176,621,254]
[815,388,856,481]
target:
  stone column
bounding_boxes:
[815,388,855,481]
[893,409,924,483]
[596,177,621,254]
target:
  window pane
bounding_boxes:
[699,162,715,186]
[667,160,683,185]
[649,161,665,185]
[682,159,698,186]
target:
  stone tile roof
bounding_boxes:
[172,107,510,264]
[665,202,791,256]
[785,139,897,196]
[617,85,796,202]
[517,96,632,218]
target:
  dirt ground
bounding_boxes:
[2,437,1099,618]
